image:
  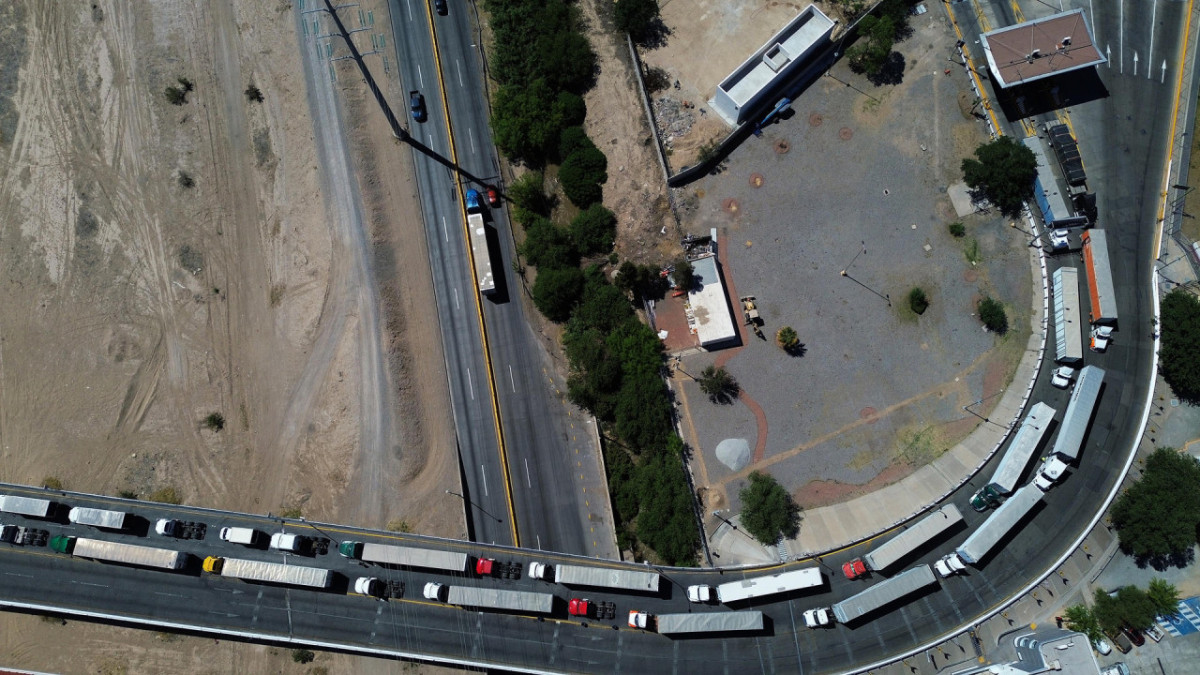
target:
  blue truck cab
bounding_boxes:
[465,189,482,213]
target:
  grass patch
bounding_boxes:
[43,476,64,490]
[895,425,942,465]
[117,489,138,499]
[948,222,965,237]
[149,486,182,505]
[279,506,303,519]
[269,283,285,307]
[963,237,981,264]
[386,519,413,533]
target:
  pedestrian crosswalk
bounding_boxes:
[1158,597,1200,636]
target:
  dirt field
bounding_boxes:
[0,0,459,672]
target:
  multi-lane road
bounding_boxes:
[0,0,1192,673]
[384,0,610,556]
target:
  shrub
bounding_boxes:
[1160,289,1200,403]
[532,266,586,322]
[291,649,315,664]
[776,326,800,351]
[559,145,608,208]
[244,84,263,102]
[978,297,1008,334]
[202,412,226,431]
[118,489,138,499]
[150,486,182,505]
[520,218,578,269]
[178,171,195,189]
[558,125,594,162]
[672,259,695,291]
[165,85,188,106]
[908,287,929,315]
[948,222,965,237]
[507,171,551,221]
[569,204,617,257]
[177,77,195,92]
[43,476,64,490]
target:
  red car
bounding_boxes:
[485,185,500,207]
[842,558,867,580]
[1122,625,1145,647]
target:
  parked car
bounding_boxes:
[1051,365,1076,389]
[1122,624,1145,647]
[1107,629,1133,654]
[433,0,447,15]
[1144,624,1164,642]
[485,185,500,207]
[1092,637,1112,655]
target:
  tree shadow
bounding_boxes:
[868,51,906,87]
[707,387,740,405]
[1135,547,1196,571]
[635,19,672,50]
[784,343,808,358]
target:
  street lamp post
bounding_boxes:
[841,241,891,307]
[446,489,503,524]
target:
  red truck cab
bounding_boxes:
[568,599,591,617]
[842,558,867,580]
[475,557,495,576]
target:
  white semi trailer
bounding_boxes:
[831,565,939,624]
[203,556,333,589]
[716,567,823,604]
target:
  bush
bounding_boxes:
[558,125,594,162]
[244,84,263,102]
[492,79,569,164]
[43,476,64,490]
[1160,289,1200,403]
[643,65,671,93]
[615,261,666,302]
[178,171,195,189]
[776,326,800,351]
[291,649,316,664]
[739,471,802,545]
[177,77,194,92]
[520,217,578,269]
[672,259,695,291]
[569,204,617,257]
[507,171,551,221]
[165,85,188,106]
[559,145,608,208]
[202,412,226,431]
[948,222,965,237]
[150,486,182,505]
[978,297,1008,334]
[532,266,586,322]
[118,490,138,499]
[908,287,929,315]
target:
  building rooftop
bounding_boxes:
[980,9,1105,88]
[687,254,738,348]
[716,6,834,110]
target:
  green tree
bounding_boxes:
[492,78,568,164]
[1148,578,1180,617]
[908,287,929,315]
[614,0,661,41]
[673,258,695,291]
[698,365,739,404]
[614,371,672,452]
[508,171,551,222]
[1160,289,1200,403]
[572,274,633,333]
[1111,447,1200,563]
[555,91,587,128]
[961,136,1037,216]
[739,471,802,545]
[569,204,617,256]
[635,439,700,565]
[520,217,578,269]
[978,296,1008,334]
[847,15,895,76]
[532,266,585,322]
[615,261,666,302]
[1064,604,1105,644]
[244,84,263,103]
[559,145,608,208]
[1094,587,1159,633]
[558,125,593,161]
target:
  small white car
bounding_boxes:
[423,582,445,601]
[934,554,966,577]
[803,607,832,628]
[1093,637,1112,655]
[687,585,714,603]
[1050,365,1076,389]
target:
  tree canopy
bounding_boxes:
[1160,289,1200,403]
[961,136,1037,216]
[532,266,585,322]
[559,145,608,208]
[520,217,578,270]
[698,365,739,404]
[1111,447,1200,565]
[569,204,617,257]
[614,0,661,42]
[1064,604,1104,644]
[1093,586,1159,633]
[739,471,802,545]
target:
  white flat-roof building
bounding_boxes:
[687,254,738,348]
[711,5,835,126]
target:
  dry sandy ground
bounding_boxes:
[0,0,459,672]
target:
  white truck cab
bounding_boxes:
[686,585,713,603]
[527,561,550,580]
[219,526,263,546]
[934,553,966,577]
[423,582,446,601]
[803,607,832,628]
[1035,456,1070,491]
[354,577,381,596]
[1051,365,1076,389]
[269,532,305,552]
[1090,325,1113,352]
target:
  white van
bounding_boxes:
[269,532,305,552]
[219,526,263,546]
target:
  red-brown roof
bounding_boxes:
[980,10,1105,88]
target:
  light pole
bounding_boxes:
[446,489,503,524]
[963,389,1006,428]
[1010,220,1049,248]
[841,241,891,307]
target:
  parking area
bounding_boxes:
[666,11,1036,513]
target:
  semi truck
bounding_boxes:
[0,495,56,519]
[1081,230,1118,325]
[203,556,333,589]
[954,484,1044,566]
[831,565,939,624]
[843,504,964,579]
[424,583,554,614]
[970,402,1057,510]
[716,567,823,604]
[51,536,189,570]
[338,541,470,573]
[1034,365,1104,490]
[530,562,660,594]
[1052,267,1083,365]
[627,610,764,635]
[68,507,130,530]
[464,189,496,295]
